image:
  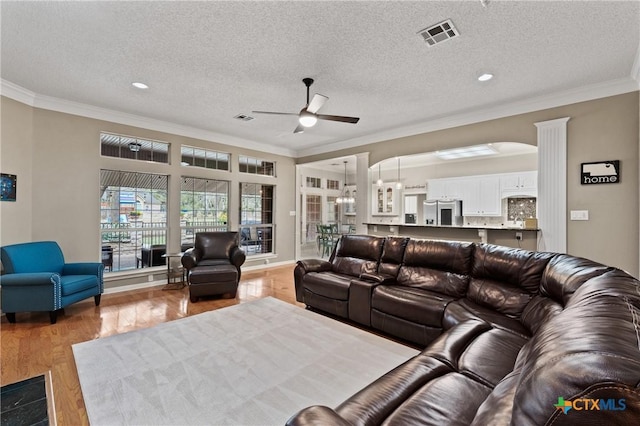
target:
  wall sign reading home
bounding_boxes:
[581,160,620,185]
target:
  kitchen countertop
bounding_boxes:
[365,223,539,231]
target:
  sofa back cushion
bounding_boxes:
[331,234,383,277]
[195,232,238,260]
[468,244,553,319]
[396,239,474,298]
[540,253,612,306]
[378,237,410,277]
[1,241,65,274]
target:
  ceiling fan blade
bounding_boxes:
[252,111,298,116]
[307,94,328,114]
[293,124,305,134]
[317,114,360,124]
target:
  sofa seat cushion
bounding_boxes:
[381,372,492,426]
[337,321,494,426]
[60,275,98,296]
[458,328,528,387]
[189,264,237,284]
[303,271,351,300]
[197,259,232,267]
[336,355,453,425]
[372,286,455,327]
[443,299,530,339]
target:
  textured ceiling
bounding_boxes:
[1,1,639,158]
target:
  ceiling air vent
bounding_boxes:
[417,19,459,47]
[234,114,254,121]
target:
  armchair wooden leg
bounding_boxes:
[6,313,16,323]
[94,294,102,306]
[49,311,57,324]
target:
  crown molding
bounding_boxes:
[0,79,296,158]
[3,77,637,160]
[295,77,640,158]
[0,79,37,105]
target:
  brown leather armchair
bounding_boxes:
[181,232,246,302]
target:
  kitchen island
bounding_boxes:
[364,223,539,251]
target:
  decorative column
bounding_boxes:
[355,153,369,235]
[535,117,570,253]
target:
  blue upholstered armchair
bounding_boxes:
[1,241,104,324]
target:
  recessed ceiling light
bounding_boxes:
[477,73,493,82]
[435,144,498,160]
[132,82,149,89]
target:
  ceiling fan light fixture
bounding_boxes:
[299,111,317,127]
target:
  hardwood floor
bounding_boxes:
[1,264,300,425]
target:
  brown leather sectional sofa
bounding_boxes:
[289,234,640,425]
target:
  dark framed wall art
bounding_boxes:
[1,173,17,201]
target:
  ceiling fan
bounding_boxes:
[252,78,360,134]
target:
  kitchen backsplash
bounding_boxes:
[507,197,537,221]
[464,197,536,227]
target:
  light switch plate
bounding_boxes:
[289,210,296,216]
[570,210,589,221]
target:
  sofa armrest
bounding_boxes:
[230,246,246,268]
[296,259,332,273]
[63,262,104,277]
[349,278,379,326]
[360,272,396,284]
[293,259,333,302]
[0,272,60,287]
[181,248,199,270]
[285,405,351,426]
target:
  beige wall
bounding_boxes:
[3,91,639,278]
[0,97,33,245]
[299,92,640,277]
[1,98,297,287]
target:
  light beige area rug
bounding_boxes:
[73,297,418,425]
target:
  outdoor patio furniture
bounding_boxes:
[137,245,166,268]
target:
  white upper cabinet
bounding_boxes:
[372,183,400,216]
[500,171,537,197]
[344,185,356,215]
[428,171,537,218]
[462,176,502,216]
[427,178,464,200]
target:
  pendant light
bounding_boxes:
[336,161,354,204]
[395,157,403,189]
[376,163,383,187]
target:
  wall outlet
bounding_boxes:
[148,274,154,282]
[373,225,378,232]
[515,232,523,241]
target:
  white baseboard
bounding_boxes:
[103,260,295,295]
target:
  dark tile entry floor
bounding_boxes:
[1,374,49,426]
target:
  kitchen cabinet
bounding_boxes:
[500,171,537,197]
[427,171,536,218]
[343,185,356,215]
[372,183,399,215]
[427,178,464,200]
[462,176,501,216]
